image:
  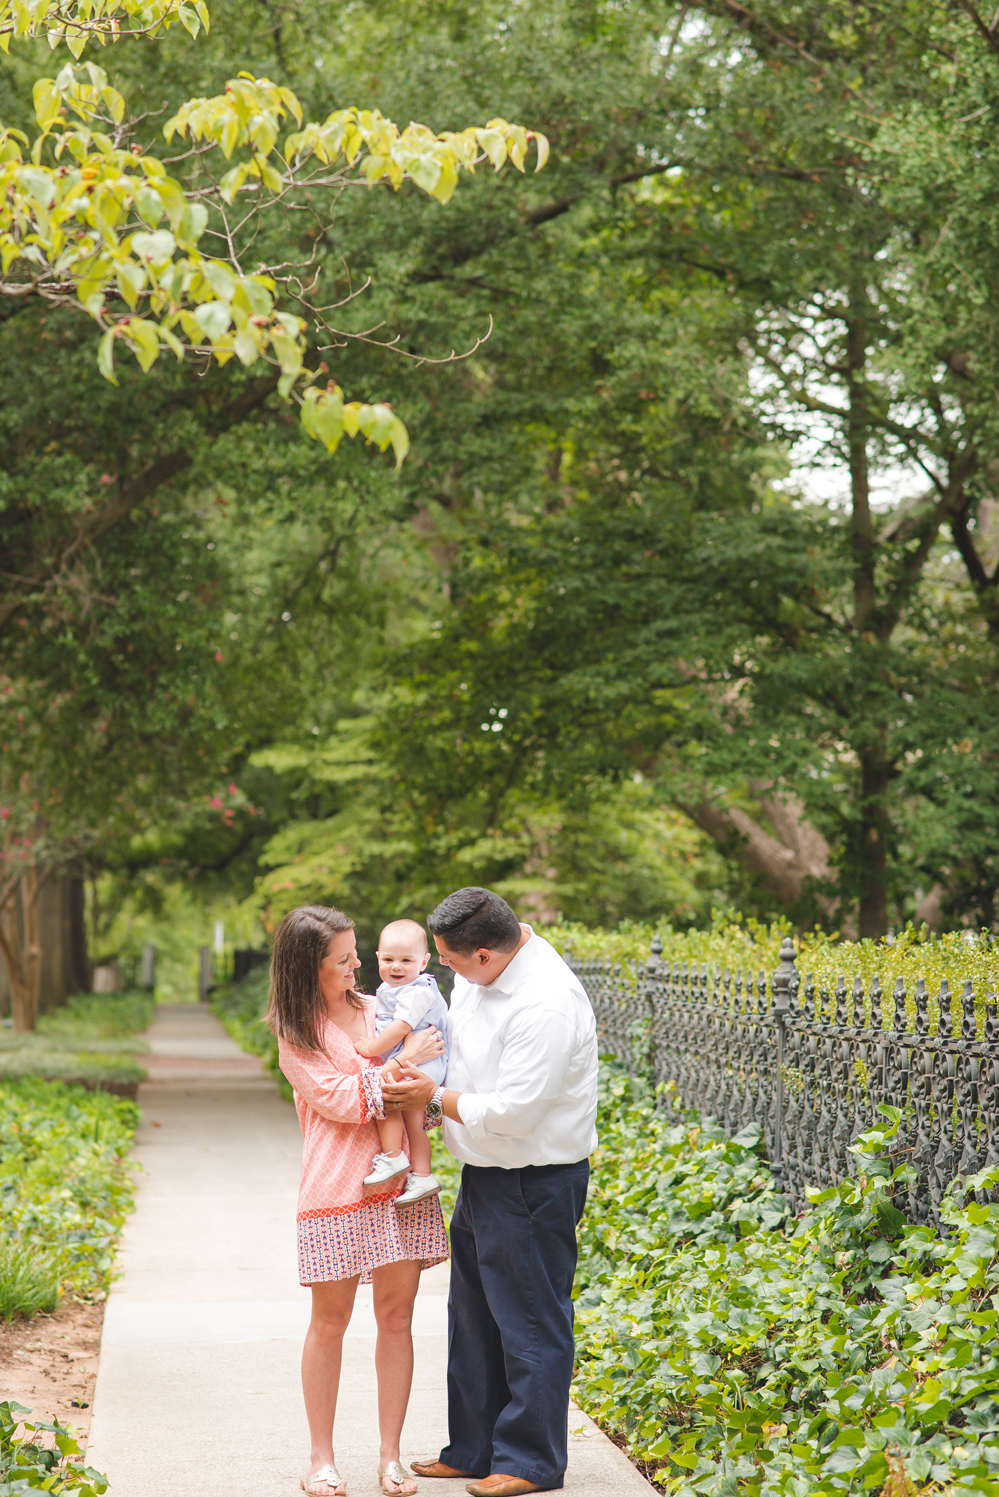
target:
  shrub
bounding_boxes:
[573,1064,999,1496]
[0,1401,107,1495]
[36,991,154,1041]
[0,1050,146,1090]
[0,991,152,1093]
[0,1079,138,1311]
[545,916,999,1024]
[0,1243,59,1323]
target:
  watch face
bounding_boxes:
[426,1101,443,1121]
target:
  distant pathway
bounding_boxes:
[87,1003,650,1497]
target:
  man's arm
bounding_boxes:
[383,1008,574,1136]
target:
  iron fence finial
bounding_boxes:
[771,937,797,1016]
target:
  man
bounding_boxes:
[382,887,598,1497]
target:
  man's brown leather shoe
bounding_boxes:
[465,1478,545,1497]
[410,1462,476,1480]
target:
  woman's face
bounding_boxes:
[318,928,361,1009]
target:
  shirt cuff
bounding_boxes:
[455,1092,490,1140]
[361,1067,385,1123]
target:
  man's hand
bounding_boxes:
[382,1061,438,1111]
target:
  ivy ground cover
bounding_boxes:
[0,1078,138,1315]
[573,1066,999,1496]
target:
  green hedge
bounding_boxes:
[36,991,154,1041]
[0,1078,139,1313]
[0,991,152,1093]
[545,917,999,1025]
[573,1065,999,1496]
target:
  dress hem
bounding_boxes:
[298,1193,448,1285]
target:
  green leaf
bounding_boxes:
[193,300,232,342]
[135,185,164,226]
[875,1198,907,1235]
[203,261,236,301]
[130,230,177,266]
[96,327,118,385]
[232,329,260,366]
[18,166,56,208]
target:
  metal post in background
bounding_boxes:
[141,943,156,991]
[769,937,797,1193]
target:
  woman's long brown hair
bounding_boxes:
[266,905,363,1054]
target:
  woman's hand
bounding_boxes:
[399,1025,444,1067]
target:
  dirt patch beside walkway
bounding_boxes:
[0,1298,104,1442]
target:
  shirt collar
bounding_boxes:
[487,925,536,995]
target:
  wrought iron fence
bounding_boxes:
[566,936,999,1223]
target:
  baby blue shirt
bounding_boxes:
[374,972,450,1088]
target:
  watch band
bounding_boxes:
[431,1086,445,1108]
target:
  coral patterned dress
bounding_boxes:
[279,1000,448,1284]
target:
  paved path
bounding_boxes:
[87,1004,651,1497]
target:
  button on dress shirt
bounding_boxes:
[443,928,599,1169]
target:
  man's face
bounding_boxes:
[433,934,500,985]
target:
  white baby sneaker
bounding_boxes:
[364,1153,411,1187]
[395,1172,443,1205]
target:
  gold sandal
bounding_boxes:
[379,1461,418,1496]
[303,1465,346,1496]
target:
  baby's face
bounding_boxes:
[377,941,429,987]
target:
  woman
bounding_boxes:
[268,905,449,1497]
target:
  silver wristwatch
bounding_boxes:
[425,1086,445,1124]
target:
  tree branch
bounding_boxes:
[950,0,999,56]
[677,792,833,909]
[0,372,280,637]
[950,502,990,587]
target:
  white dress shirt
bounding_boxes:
[443,928,599,1169]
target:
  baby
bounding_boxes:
[354,918,450,1205]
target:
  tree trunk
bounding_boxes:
[847,310,890,939]
[37,867,89,1012]
[0,868,43,1031]
[858,741,891,940]
[678,791,834,913]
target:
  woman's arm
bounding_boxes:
[354,1018,413,1058]
[279,1040,384,1124]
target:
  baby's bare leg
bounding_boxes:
[402,1109,433,1174]
[375,1058,406,1156]
[376,1110,405,1156]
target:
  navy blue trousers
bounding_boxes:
[439,1160,590,1490]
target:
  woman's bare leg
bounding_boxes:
[372,1258,423,1493]
[302,1275,360,1494]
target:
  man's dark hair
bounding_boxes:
[428,887,521,955]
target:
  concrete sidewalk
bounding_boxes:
[87,1004,651,1497]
